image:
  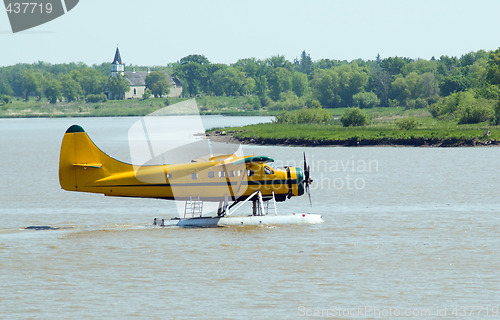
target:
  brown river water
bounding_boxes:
[0,117,499,319]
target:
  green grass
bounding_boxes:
[3,97,499,146]
[216,120,499,146]
[0,97,178,117]
[0,96,272,117]
[208,105,499,146]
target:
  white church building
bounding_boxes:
[110,47,182,99]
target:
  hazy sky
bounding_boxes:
[1,0,500,66]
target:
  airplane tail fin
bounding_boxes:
[58,125,126,192]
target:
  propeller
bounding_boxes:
[303,152,313,206]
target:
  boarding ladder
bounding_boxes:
[227,191,278,217]
[184,196,203,218]
[255,191,278,216]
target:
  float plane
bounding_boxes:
[59,125,323,227]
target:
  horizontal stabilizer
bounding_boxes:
[72,163,103,168]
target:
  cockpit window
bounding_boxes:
[264,165,274,175]
[267,162,277,170]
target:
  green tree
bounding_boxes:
[486,48,500,86]
[255,75,270,106]
[380,57,411,76]
[292,72,309,97]
[405,72,421,99]
[106,76,129,100]
[267,67,292,101]
[401,59,437,75]
[336,64,369,107]
[179,54,210,66]
[439,74,469,96]
[310,69,341,108]
[468,58,488,88]
[419,72,439,100]
[232,58,260,78]
[71,68,106,97]
[59,74,83,102]
[176,62,205,96]
[211,68,248,96]
[314,58,343,70]
[266,55,293,70]
[295,50,314,74]
[390,76,410,106]
[44,76,62,104]
[243,77,256,95]
[437,55,460,76]
[204,64,228,94]
[368,68,391,107]
[22,70,42,101]
[0,81,14,97]
[145,71,171,98]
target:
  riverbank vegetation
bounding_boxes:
[2,49,500,114]
[1,48,500,145]
[211,108,498,146]
[0,96,273,117]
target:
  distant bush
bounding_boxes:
[244,96,261,110]
[340,107,370,127]
[395,117,420,130]
[307,99,322,109]
[429,90,495,124]
[269,91,304,110]
[0,94,11,104]
[142,89,152,100]
[428,92,462,118]
[352,91,380,109]
[86,93,107,103]
[274,108,332,124]
[457,104,494,124]
[406,97,428,109]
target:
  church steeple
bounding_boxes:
[111,47,124,76]
[112,47,122,64]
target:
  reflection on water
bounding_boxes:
[1,117,499,319]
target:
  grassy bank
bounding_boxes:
[3,96,499,146]
[210,113,499,147]
[0,96,270,118]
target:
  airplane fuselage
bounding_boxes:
[59,125,305,203]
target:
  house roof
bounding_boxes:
[112,48,122,64]
[125,71,147,86]
[124,71,178,87]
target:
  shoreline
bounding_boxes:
[206,131,499,147]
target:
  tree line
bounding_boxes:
[2,49,500,121]
[171,50,500,111]
[0,61,127,103]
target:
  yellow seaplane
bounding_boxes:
[59,124,323,227]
